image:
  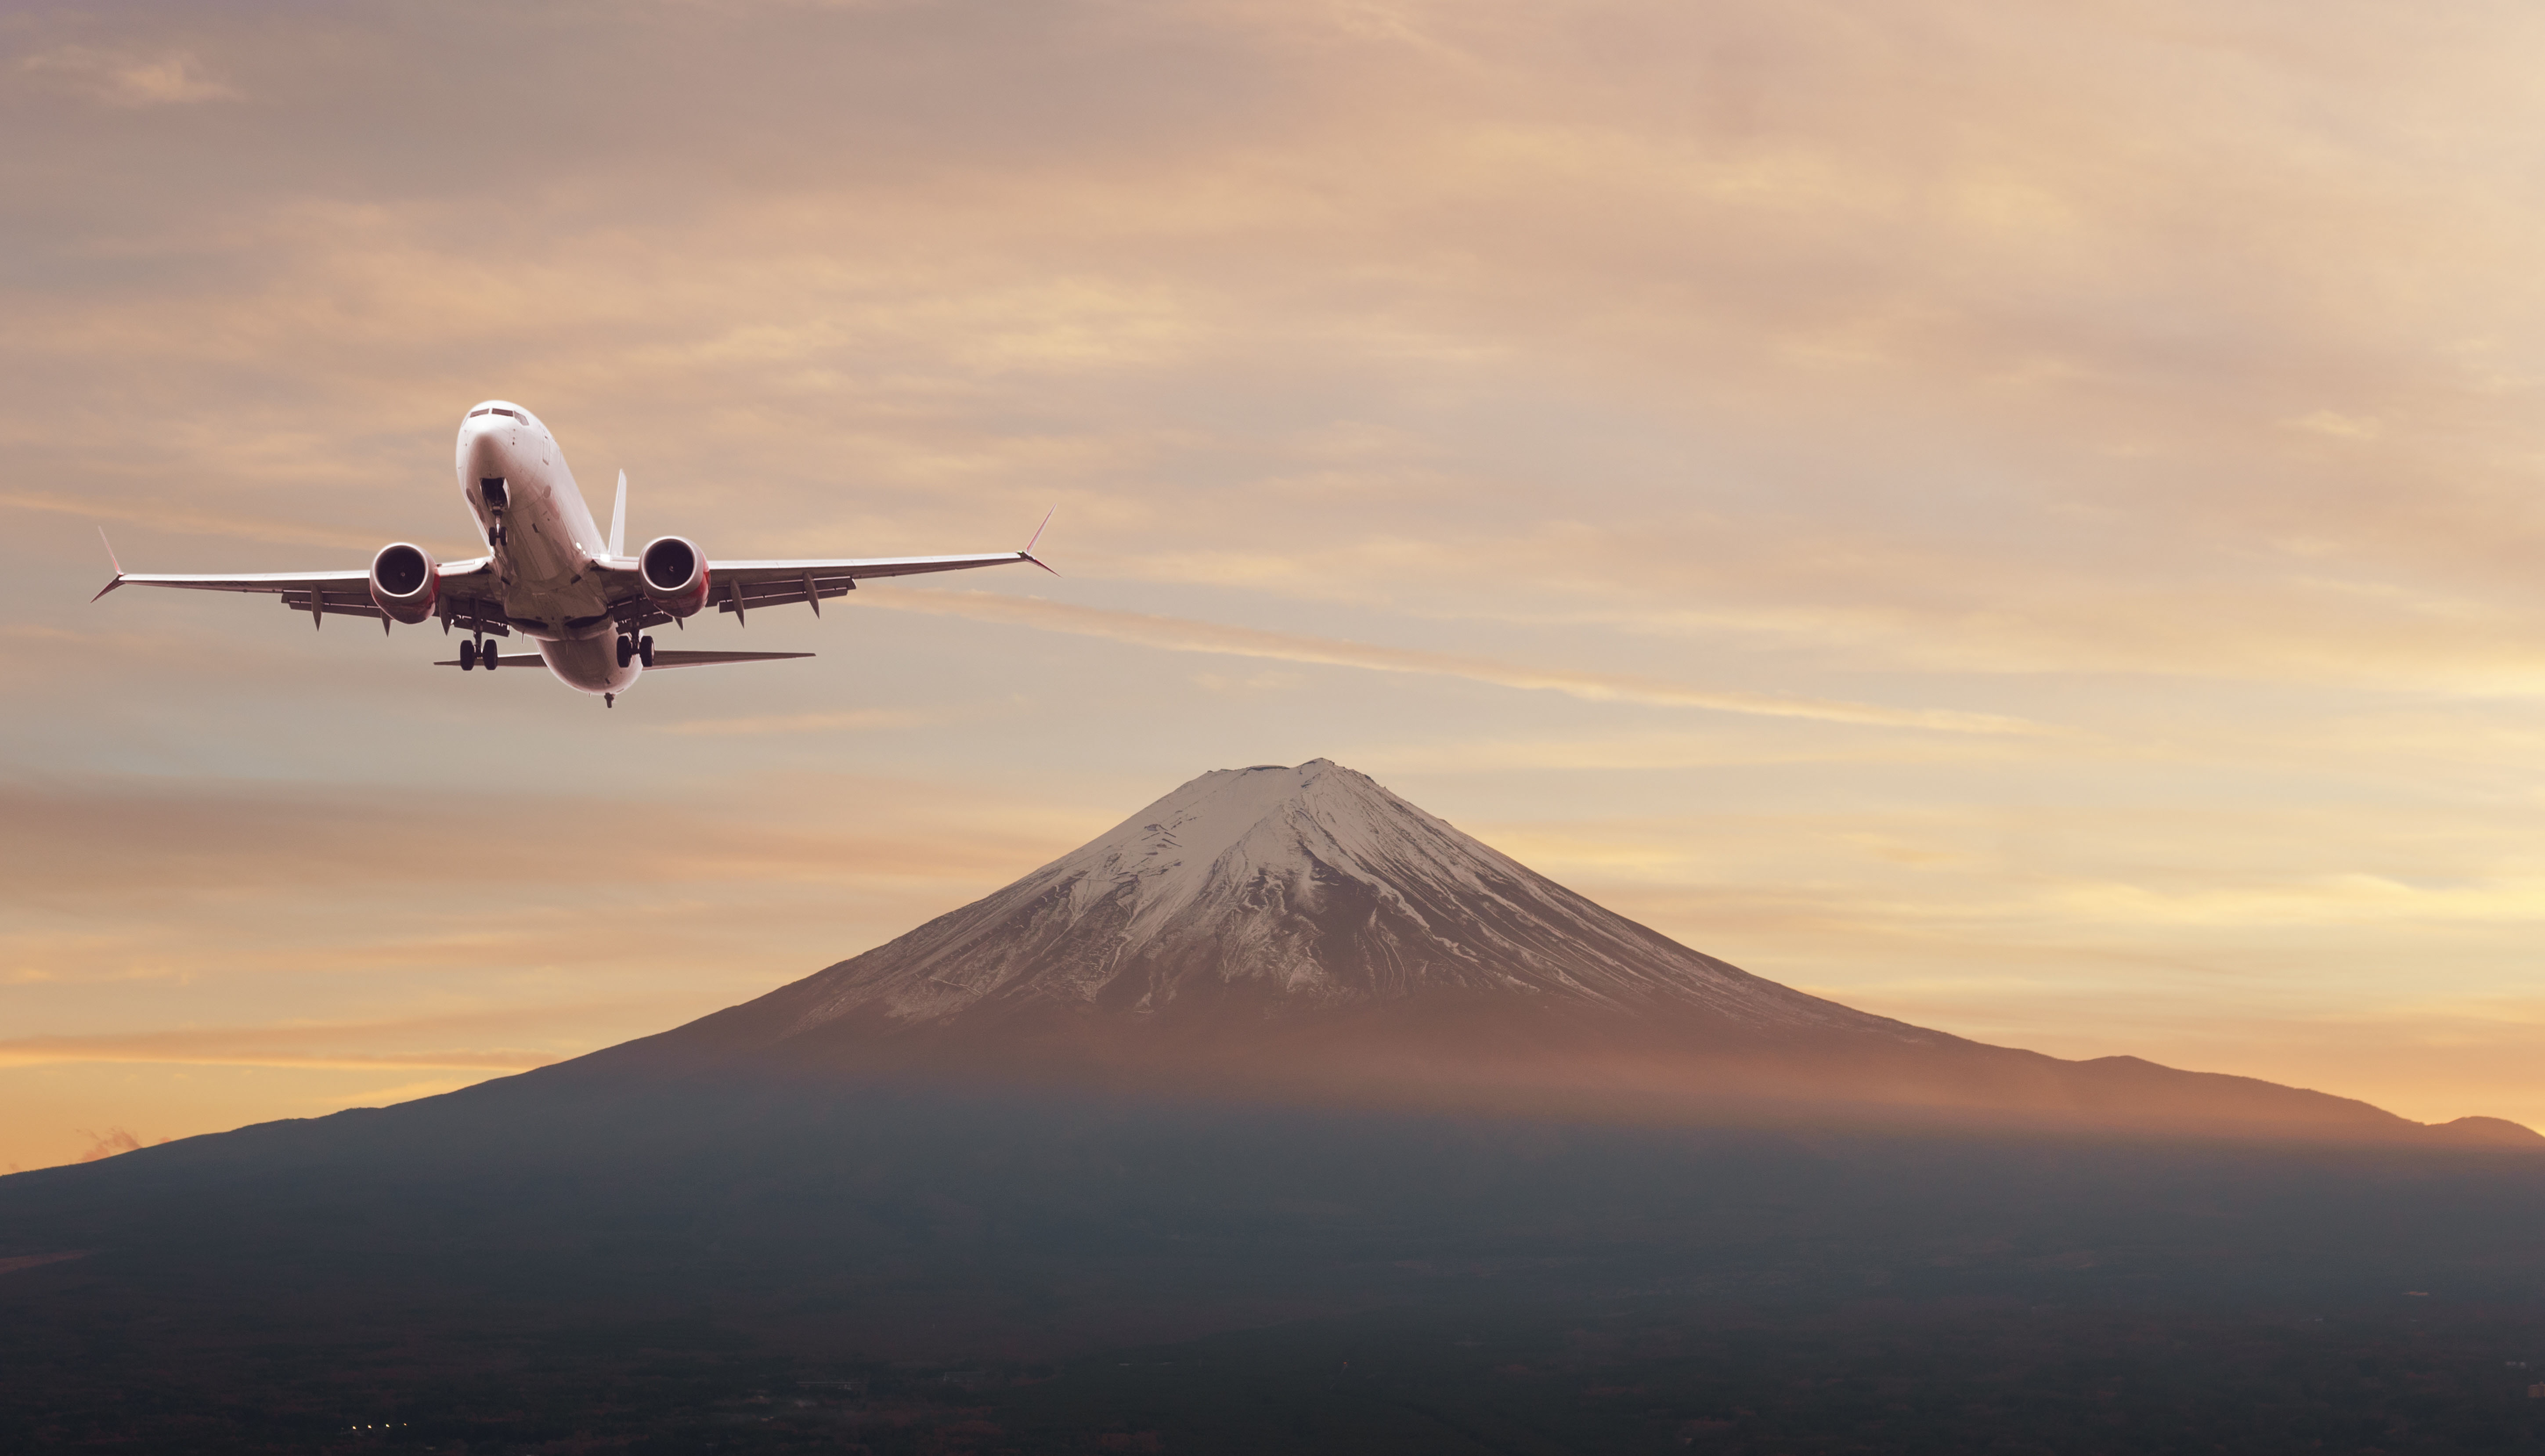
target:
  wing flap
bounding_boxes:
[278,588,386,621]
[714,574,863,617]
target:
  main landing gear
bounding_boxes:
[460,637,499,671]
[615,634,655,668]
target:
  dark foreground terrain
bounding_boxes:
[5,1080,2545,1452]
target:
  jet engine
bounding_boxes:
[368,542,440,624]
[639,535,711,617]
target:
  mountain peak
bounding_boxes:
[741,758,1911,1043]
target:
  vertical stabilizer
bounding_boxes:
[608,470,628,559]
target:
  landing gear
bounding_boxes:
[616,634,633,668]
[615,634,657,668]
[459,640,477,670]
[481,641,498,670]
[638,635,654,667]
[604,692,616,709]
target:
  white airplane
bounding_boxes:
[94,400,1054,706]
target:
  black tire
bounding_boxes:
[638,636,654,667]
[460,640,476,670]
[483,644,498,671]
[616,635,632,668]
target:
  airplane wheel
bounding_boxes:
[638,636,654,667]
[460,640,477,670]
[483,645,498,671]
[615,635,632,668]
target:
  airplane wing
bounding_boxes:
[600,512,1058,631]
[706,550,1047,617]
[94,550,520,634]
[628,649,815,669]
[430,649,814,669]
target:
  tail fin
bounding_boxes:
[608,470,628,558]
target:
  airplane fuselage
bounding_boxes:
[456,401,632,694]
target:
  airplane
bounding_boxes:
[92,400,1054,707]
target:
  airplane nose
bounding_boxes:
[465,427,506,481]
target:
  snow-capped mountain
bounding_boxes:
[581,759,2531,1145]
[748,758,1926,1043]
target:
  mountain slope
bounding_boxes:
[576,760,2528,1146]
[762,758,1918,1038]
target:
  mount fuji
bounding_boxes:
[568,759,2529,1146]
[9,760,2543,1449]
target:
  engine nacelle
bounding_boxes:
[639,535,711,617]
[368,542,440,624]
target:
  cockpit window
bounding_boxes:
[468,408,490,418]
[469,407,519,421]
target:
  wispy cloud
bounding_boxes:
[0,1027,559,1073]
[75,1127,159,1161]
[21,47,239,107]
[0,490,386,555]
[659,707,928,736]
[875,591,2046,735]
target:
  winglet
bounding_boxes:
[608,470,628,559]
[90,526,126,602]
[1020,505,1060,576]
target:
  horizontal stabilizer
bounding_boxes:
[643,650,816,670]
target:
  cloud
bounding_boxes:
[73,1127,155,1161]
[22,47,239,107]
[659,707,929,735]
[5,1034,553,1073]
[875,590,2047,734]
[0,490,387,555]
[0,1003,647,1074]
[0,773,1084,901]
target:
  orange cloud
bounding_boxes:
[874,589,2046,734]
[21,47,239,107]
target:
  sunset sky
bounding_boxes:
[10,0,2545,1171]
